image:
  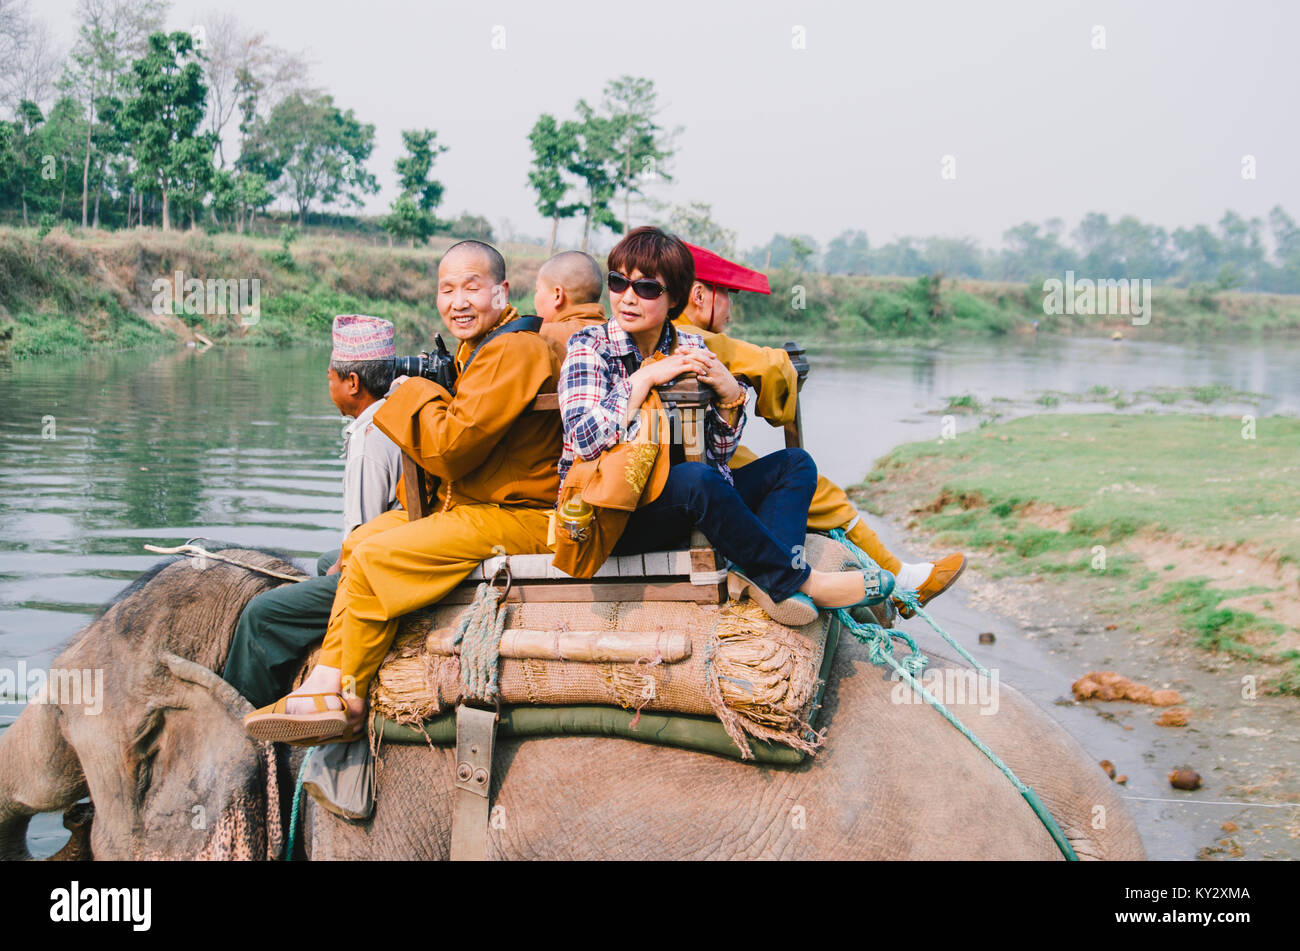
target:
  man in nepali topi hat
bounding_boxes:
[223,314,402,709]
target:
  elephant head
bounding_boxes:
[0,550,302,860]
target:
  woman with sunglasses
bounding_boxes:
[558,226,892,625]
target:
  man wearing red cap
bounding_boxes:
[673,242,965,616]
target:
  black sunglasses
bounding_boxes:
[608,271,666,300]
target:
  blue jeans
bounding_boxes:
[613,449,817,602]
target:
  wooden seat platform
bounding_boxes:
[444,549,728,605]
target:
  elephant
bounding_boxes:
[0,548,1146,860]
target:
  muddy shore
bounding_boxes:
[861,508,1300,861]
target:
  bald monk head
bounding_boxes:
[438,240,510,343]
[533,250,604,321]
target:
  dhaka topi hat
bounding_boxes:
[331,314,396,361]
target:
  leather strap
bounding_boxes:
[462,315,543,376]
[449,704,497,861]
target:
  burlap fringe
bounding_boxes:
[370,599,830,759]
[704,601,827,760]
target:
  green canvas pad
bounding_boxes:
[374,614,842,765]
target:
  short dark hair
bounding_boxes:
[443,240,506,284]
[607,226,694,319]
[330,358,395,400]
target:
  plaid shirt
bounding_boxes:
[558,319,747,490]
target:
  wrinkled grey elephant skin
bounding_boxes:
[0,552,292,860]
[0,550,1146,860]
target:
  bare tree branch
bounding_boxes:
[0,0,61,114]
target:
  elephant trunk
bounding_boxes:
[47,802,94,861]
[0,703,89,860]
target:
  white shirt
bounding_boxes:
[341,398,403,541]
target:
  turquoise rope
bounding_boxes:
[827,528,1079,861]
[454,582,506,703]
[284,746,315,861]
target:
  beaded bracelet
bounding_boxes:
[714,391,747,410]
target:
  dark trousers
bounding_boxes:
[222,549,340,709]
[613,449,817,602]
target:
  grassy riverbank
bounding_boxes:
[856,413,1300,695]
[0,228,552,358]
[3,228,1300,358]
[730,268,1300,343]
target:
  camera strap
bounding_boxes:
[461,316,544,376]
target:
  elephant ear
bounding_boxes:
[128,652,284,860]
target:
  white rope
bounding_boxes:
[143,542,306,583]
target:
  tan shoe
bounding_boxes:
[727,571,819,627]
[244,692,349,745]
[896,553,966,619]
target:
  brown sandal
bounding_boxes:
[284,718,365,748]
[243,692,349,744]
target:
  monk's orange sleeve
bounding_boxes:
[375,336,552,482]
[703,334,798,427]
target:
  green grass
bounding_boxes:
[732,268,1300,341]
[864,412,1300,692]
[943,393,983,413]
[7,309,164,357]
[1275,651,1300,697]
[1156,579,1280,657]
[0,229,446,358]
[871,413,1300,564]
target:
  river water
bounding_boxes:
[3,333,1298,858]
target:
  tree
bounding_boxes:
[381,128,446,246]
[1170,224,1221,286]
[867,237,923,277]
[115,31,215,231]
[999,220,1070,280]
[526,113,580,256]
[241,91,377,225]
[660,201,736,256]
[197,9,309,169]
[380,194,432,247]
[59,0,168,228]
[568,103,622,252]
[394,128,446,213]
[445,212,494,242]
[922,236,986,279]
[0,0,60,115]
[30,96,87,220]
[824,230,871,275]
[1267,206,1300,293]
[1216,210,1267,290]
[8,99,45,224]
[744,233,820,271]
[598,76,677,232]
[789,236,815,272]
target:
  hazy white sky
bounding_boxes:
[33,0,1300,251]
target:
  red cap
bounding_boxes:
[684,242,771,295]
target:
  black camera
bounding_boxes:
[394,333,457,392]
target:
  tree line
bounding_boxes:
[747,209,1300,294]
[0,0,680,251]
[2,1,1297,294]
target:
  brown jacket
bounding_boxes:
[672,317,799,426]
[540,302,606,362]
[374,313,561,511]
